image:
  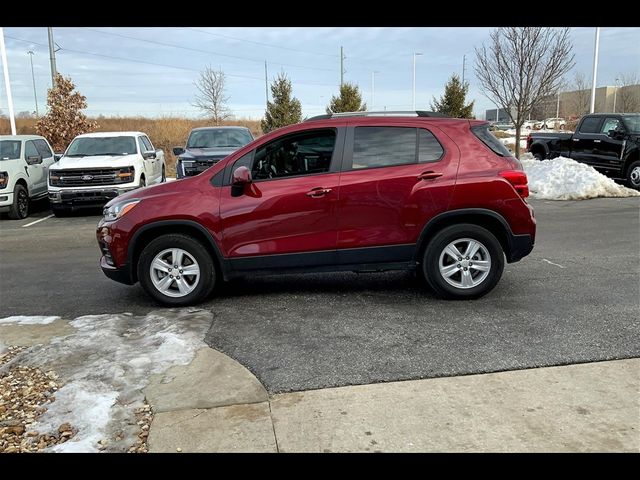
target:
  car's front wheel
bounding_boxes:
[422,224,504,299]
[8,184,29,220]
[137,234,216,306]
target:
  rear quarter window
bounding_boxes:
[472,125,513,157]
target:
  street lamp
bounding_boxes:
[412,53,422,110]
[27,50,39,117]
[371,71,379,110]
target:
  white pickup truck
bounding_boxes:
[1,135,56,219]
[48,131,166,216]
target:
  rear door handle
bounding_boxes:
[572,138,580,142]
[306,187,332,197]
[417,171,443,180]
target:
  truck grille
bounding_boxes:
[182,157,225,177]
[50,168,130,187]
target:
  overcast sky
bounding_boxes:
[1,27,639,120]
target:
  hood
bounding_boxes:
[179,147,237,160]
[105,175,197,207]
[51,154,139,170]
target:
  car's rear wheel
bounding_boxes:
[422,224,504,299]
[8,184,29,220]
[138,234,216,306]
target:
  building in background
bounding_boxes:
[484,107,516,123]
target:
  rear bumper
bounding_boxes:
[100,256,135,285]
[506,233,534,263]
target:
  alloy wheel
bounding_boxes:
[438,238,492,289]
[149,248,201,298]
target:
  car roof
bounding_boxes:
[75,131,145,138]
[0,135,47,141]
[190,126,250,131]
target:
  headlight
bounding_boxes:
[0,172,7,189]
[103,199,141,221]
[116,166,135,183]
[49,170,60,186]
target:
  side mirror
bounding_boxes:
[173,146,185,156]
[142,151,157,160]
[26,155,42,165]
[231,166,252,197]
[608,129,625,140]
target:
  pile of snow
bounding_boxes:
[521,155,640,200]
[12,309,212,452]
[0,315,60,325]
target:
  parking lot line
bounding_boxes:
[22,214,54,228]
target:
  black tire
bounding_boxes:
[139,175,146,188]
[161,165,166,183]
[533,151,544,161]
[8,184,29,220]
[52,206,72,217]
[422,224,505,300]
[137,233,216,306]
[625,160,640,190]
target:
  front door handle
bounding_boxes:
[306,187,332,197]
[593,139,601,143]
[417,171,443,180]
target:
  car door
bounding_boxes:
[34,139,55,190]
[594,117,625,172]
[219,127,345,271]
[137,136,155,182]
[140,135,160,181]
[570,116,603,165]
[335,123,458,264]
[23,140,46,195]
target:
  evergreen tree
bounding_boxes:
[261,73,302,133]
[326,83,367,114]
[430,74,475,119]
[35,73,99,152]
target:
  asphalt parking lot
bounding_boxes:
[1,197,638,394]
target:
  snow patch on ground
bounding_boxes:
[521,156,640,200]
[16,309,212,452]
[0,316,61,325]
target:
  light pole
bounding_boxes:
[590,27,600,113]
[371,71,379,110]
[613,77,619,113]
[27,50,39,117]
[412,52,422,110]
[0,28,16,135]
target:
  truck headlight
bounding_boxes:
[116,166,135,183]
[0,172,7,189]
[103,199,140,221]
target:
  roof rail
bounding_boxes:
[305,111,446,122]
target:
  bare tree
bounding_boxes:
[616,72,640,113]
[571,72,591,117]
[193,66,230,124]
[475,27,574,158]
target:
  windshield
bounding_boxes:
[622,115,640,134]
[0,140,22,160]
[66,136,137,156]
[186,129,252,148]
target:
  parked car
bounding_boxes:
[173,126,254,179]
[522,120,537,130]
[527,113,640,189]
[0,135,56,219]
[97,111,536,306]
[48,131,166,216]
[535,118,566,130]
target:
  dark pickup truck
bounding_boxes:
[173,126,254,179]
[526,113,640,189]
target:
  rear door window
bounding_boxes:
[352,127,417,169]
[578,116,602,134]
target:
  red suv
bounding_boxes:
[97,112,535,306]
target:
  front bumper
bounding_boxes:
[49,186,137,209]
[100,256,135,285]
[0,191,13,212]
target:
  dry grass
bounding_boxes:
[491,130,512,138]
[0,117,263,177]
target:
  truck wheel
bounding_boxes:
[139,175,146,188]
[533,151,544,160]
[8,184,29,220]
[626,160,640,190]
[161,165,166,183]
[137,233,216,306]
[422,224,504,300]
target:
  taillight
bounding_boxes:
[500,170,529,198]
